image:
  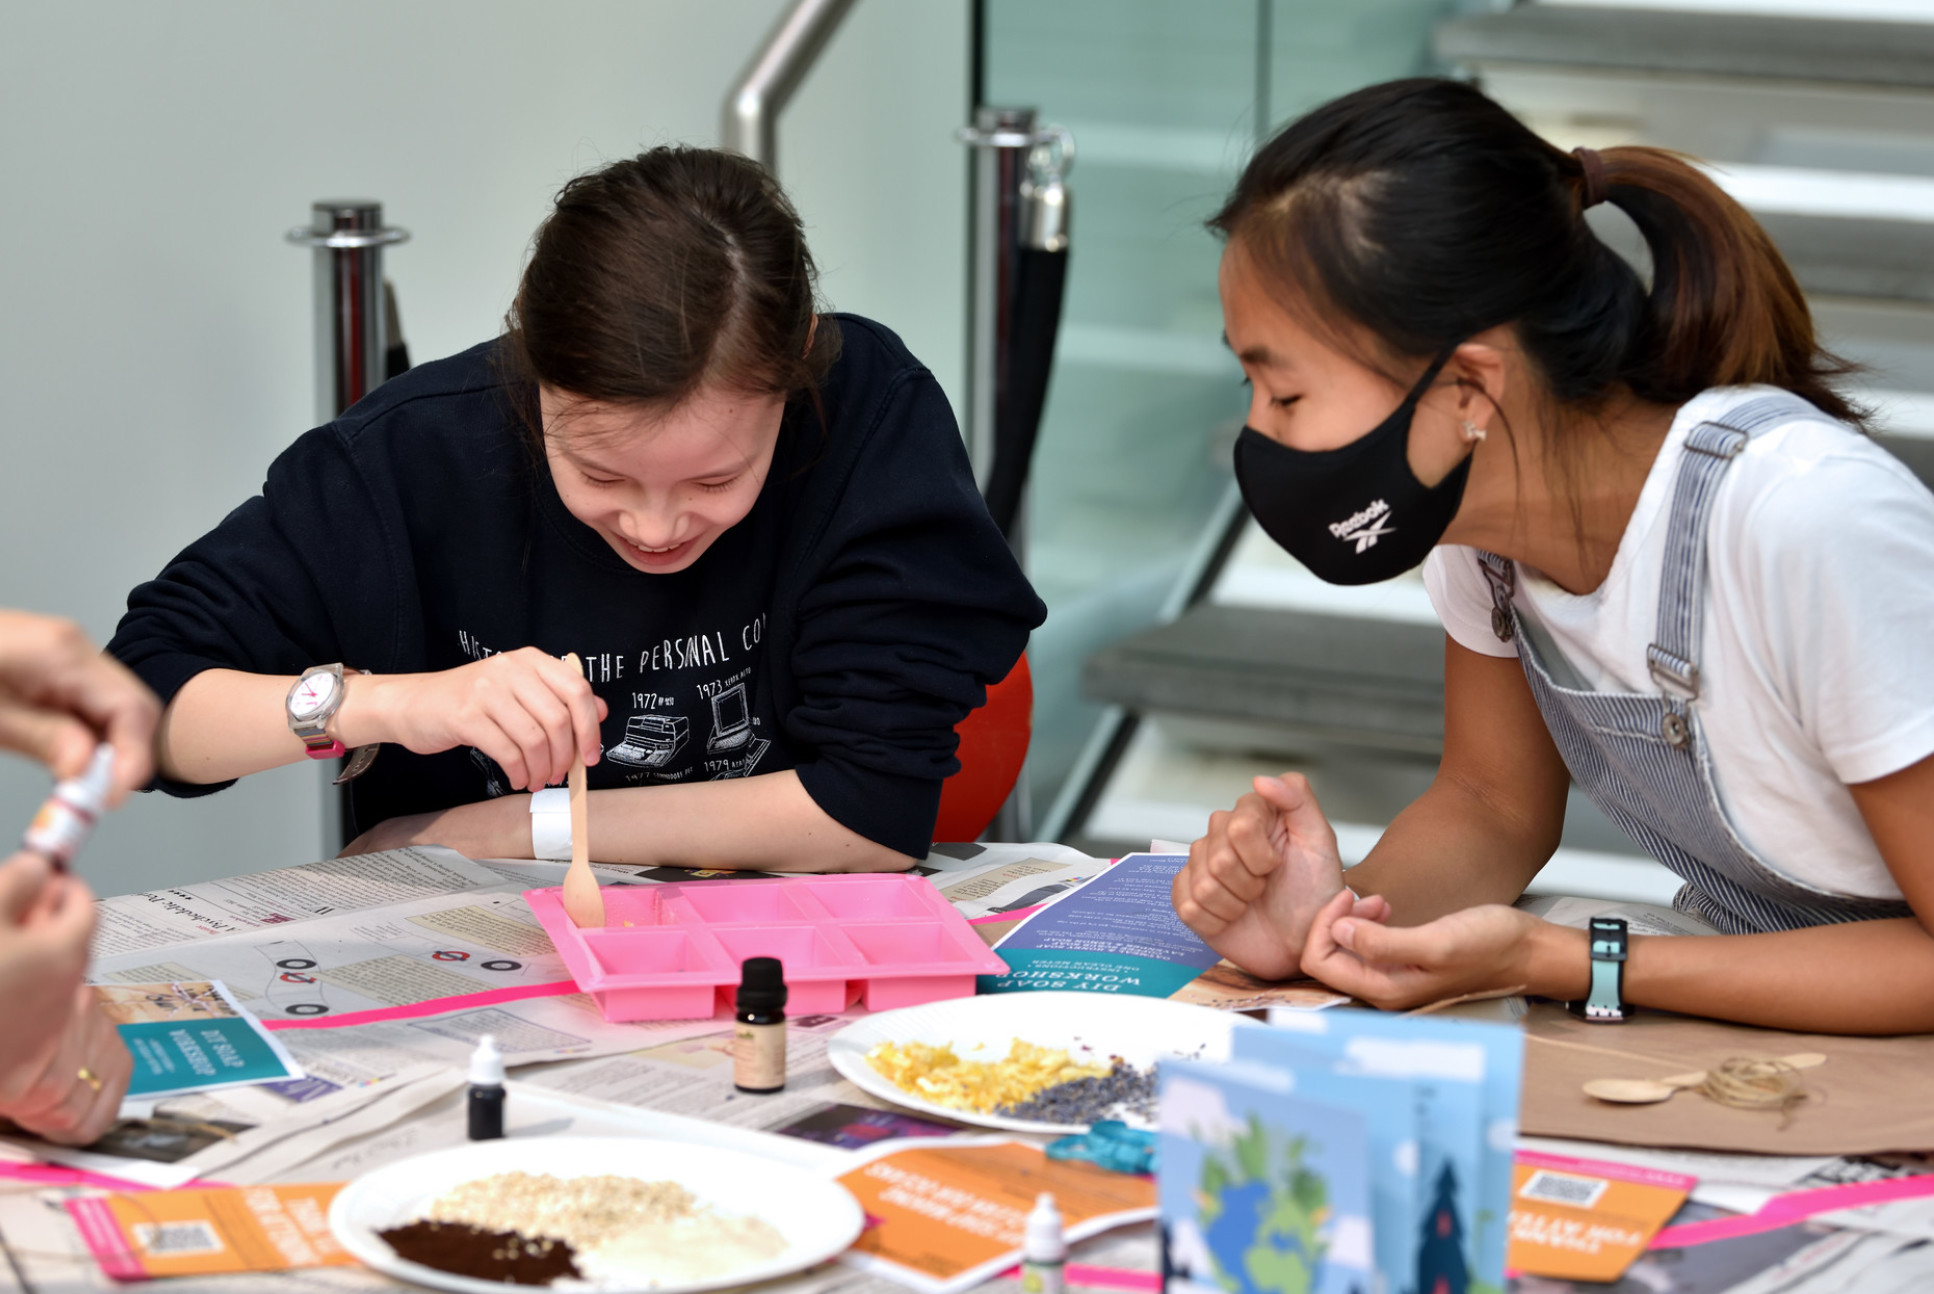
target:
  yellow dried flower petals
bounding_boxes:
[864,1038,1109,1113]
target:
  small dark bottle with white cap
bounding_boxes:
[467,1034,506,1140]
[733,957,788,1094]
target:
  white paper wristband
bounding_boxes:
[529,786,572,861]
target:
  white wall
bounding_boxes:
[0,0,968,897]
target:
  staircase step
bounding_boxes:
[1083,603,1445,753]
[1436,5,1934,90]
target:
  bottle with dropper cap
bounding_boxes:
[733,957,788,1094]
[1022,1192,1066,1294]
[22,744,114,872]
[467,1034,505,1140]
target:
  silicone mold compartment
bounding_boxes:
[840,921,991,1011]
[708,925,862,1013]
[596,886,676,928]
[577,926,730,1020]
[843,921,958,964]
[805,876,941,920]
[672,883,816,924]
[524,874,1008,1022]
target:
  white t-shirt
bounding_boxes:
[1423,386,1934,901]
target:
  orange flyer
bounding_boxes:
[837,1137,1156,1294]
[65,1182,350,1280]
[1507,1151,1695,1282]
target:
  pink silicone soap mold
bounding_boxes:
[524,874,1009,1021]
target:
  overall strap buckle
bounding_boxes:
[1684,424,1748,460]
[1646,644,1701,701]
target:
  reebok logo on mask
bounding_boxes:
[1328,499,1394,553]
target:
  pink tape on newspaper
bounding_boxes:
[1651,1172,1934,1249]
[64,1196,148,1281]
[0,1161,174,1193]
[257,979,579,1031]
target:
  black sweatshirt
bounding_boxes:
[108,315,1045,856]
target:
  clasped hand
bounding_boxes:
[1172,772,1549,1008]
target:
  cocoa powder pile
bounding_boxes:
[379,1219,582,1286]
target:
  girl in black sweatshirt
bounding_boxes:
[110,148,1044,871]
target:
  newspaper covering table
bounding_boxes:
[2,843,1150,1293]
[4,843,1931,1293]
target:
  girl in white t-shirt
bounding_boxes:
[1171,77,1934,1034]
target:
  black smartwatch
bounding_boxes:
[1569,917,1629,1023]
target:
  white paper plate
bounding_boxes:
[827,991,1243,1134]
[329,1136,863,1294]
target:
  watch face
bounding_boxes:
[290,672,340,719]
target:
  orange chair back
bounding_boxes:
[932,654,1033,843]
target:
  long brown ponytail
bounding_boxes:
[1592,146,1860,421]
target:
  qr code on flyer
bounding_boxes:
[1518,1169,1609,1210]
[134,1220,224,1256]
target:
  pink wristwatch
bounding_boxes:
[286,663,380,783]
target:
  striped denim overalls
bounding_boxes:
[1477,392,1915,935]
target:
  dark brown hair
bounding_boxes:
[1211,78,1862,429]
[502,146,840,439]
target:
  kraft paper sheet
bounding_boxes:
[1520,1003,1934,1156]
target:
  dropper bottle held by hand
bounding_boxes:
[558,653,605,929]
[22,743,115,873]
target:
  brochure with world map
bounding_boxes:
[1223,1050,1422,1287]
[1159,1058,1375,1294]
[1242,1009,1526,1294]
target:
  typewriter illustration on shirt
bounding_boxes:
[707,682,754,754]
[606,713,692,769]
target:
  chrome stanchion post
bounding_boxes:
[287,202,410,426]
[961,115,1074,843]
[286,201,409,857]
[960,108,1035,492]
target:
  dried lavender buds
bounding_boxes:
[995,1057,1157,1124]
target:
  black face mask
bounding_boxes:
[1233,351,1469,586]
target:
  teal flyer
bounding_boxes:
[979,854,1221,997]
[121,1017,297,1097]
[102,980,303,1099]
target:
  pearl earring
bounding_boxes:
[1460,419,1487,444]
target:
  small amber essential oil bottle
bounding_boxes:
[733,956,788,1094]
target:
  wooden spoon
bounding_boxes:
[558,654,605,929]
[1583,1052,1827,1104]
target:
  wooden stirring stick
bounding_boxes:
[558,653,605,929]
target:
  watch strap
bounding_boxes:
[332,742,381,786]
[1585,955,1624,1022]
[530,787,573,861]
[1577,917,1629,1023]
